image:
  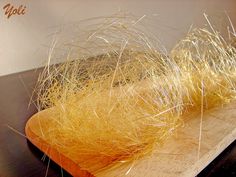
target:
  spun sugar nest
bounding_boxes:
[34,14,236,173]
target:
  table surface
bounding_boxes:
[0,69,235,177]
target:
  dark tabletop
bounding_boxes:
[0,69,235,177]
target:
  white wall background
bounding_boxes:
[0,0,236,76]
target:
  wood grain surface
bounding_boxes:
[25,101,236,177]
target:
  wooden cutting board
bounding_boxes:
[25,102,236,177]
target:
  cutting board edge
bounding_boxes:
[182,127,236,177]
[25,115,95,177]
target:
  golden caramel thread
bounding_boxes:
[34,15,236,173]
